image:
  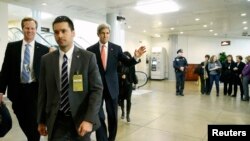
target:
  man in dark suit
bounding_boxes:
[0,17,49,141]
[87,23,146,141]
[37,16,103,141]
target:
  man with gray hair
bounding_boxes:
[87,23,146,141]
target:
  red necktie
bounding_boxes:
[101,45,106,70]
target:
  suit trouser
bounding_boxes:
[234,76,244,98]
[49,111,91,141]
[96,81,118,141]
[175,71,185,94]
[12,82,40,141]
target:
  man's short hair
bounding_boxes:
[21,17,38,29]
[52,16,74,31]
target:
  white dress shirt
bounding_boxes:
[21,40,35,83]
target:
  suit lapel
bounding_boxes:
[53,50,60,92]
[107,42,114,71]
[33,42,40,72]
[17,41,23,74]
[70,47,81,81]
[94,43,105,71]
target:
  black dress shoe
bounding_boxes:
[231,95,236,97]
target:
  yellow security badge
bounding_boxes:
[73,74,83,92]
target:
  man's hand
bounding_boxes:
[38,124,48,136]
[78,121,93,136]
[0,93,4,104]
[180,67,184,71]
[134,46,146,59]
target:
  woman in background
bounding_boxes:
[232,55,245,99]
[199,55,210,95]
[118,51,138,122]
[208,55,222,96]
[221,55,235,96]
[242,56,250,101]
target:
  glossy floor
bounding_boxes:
[1,80,250,141]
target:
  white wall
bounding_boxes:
[178,35,250,64]
[124,31,151,75]
[0,2,8,70]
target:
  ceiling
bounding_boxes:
[2,0,250,38]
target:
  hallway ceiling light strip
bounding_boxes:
[135,0,180,15]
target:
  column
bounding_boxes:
[106,13,125,49]
[168,34,179,80]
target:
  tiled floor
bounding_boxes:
[1,80,250,141]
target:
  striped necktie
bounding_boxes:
[60,54,70,113]
[21,44,31,83]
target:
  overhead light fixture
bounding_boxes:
[242,21,247,24]
[203,25,208,28]
[170,27,175,30]
[180,32,184,34]
[143,30,147,33]
[195,18,200,21]
[135,0,180,15]
[158,22,162,26]
[209,29,214,32]
[244,27,248,30]
[154,33,161,37]
[127,25,131,29]
[42,2,47,6]
[248,0,250,2]
[214,33,218,36]
[241,13,247,16]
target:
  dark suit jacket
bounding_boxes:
[37,47,103,140]
[87,42,138,99]
[0,40,49,102]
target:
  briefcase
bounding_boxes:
[0,102,12,137]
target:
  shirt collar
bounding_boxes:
[23,40,35,48]
[99,41,108,49]
[59,45,74,60]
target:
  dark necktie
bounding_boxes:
[60,54,70,113]
[21,44,31,83]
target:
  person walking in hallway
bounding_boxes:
[118,51,138,122]
[87,23,146,141]
[0,17,49,141]
[173,49,188,96]
[37,16,103,141]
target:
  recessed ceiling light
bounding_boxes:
[127,26,131,29]
[143,30,147,33]
[42,2,47,6]
[203,25,208,28]
[241,13,247,16]
[242,21,247,24]
[195,18,200,21]
[214,33,218,36]
[170,27,175,30]
[244,27,248,30]
[209,29,214,32]
[180,32,184,34]
[248,0,250,2]
[135,0,180,15]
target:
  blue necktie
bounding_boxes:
[60,54,70,113]
[21,44,30,83]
